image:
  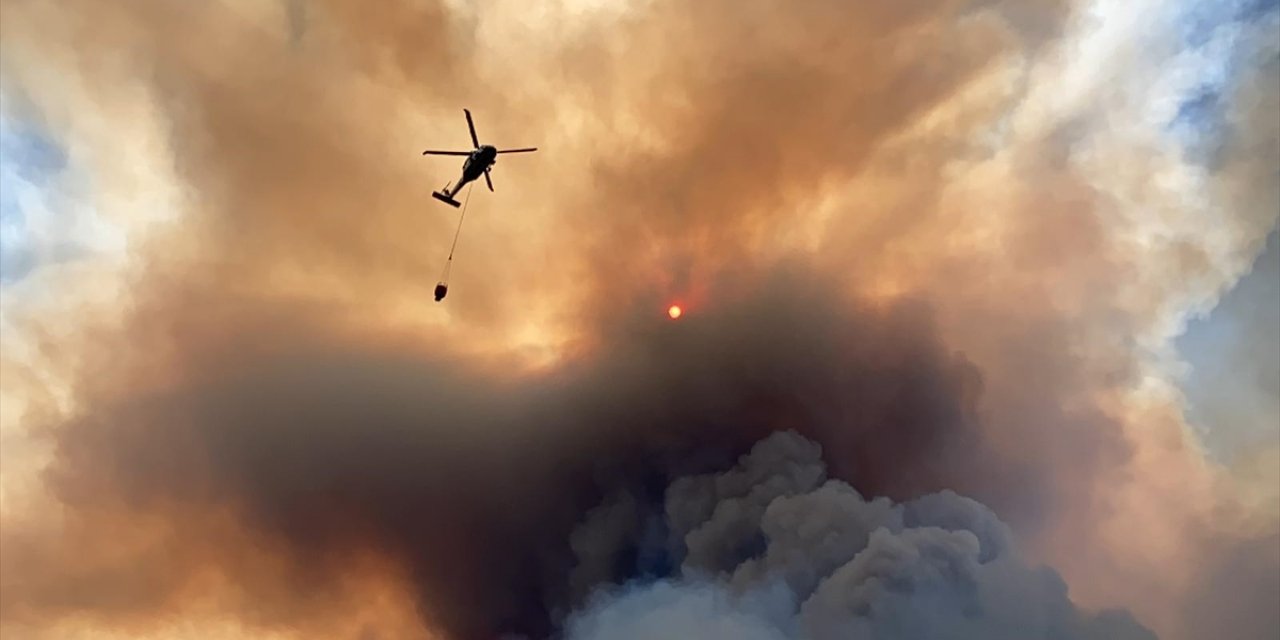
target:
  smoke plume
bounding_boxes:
[0,0,1276,639]
[6,266,1038,639]
[563,432,1156,640]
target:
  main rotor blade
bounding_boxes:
[483,168,494,192]
[464,108,480,149]
[495,147,538,154]
[422,150,472,156]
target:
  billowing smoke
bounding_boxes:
[0,0,1276,639]
[563,432,1155,640]
[5,267,1040,639]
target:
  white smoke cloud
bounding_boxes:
[566,581,794,640]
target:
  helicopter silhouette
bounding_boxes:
[422,109,538,207]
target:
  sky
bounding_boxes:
[0,1,1277,639]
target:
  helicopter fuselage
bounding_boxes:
[449,145,497,195]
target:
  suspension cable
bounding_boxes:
[439,182,476,283]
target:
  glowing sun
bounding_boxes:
[667,304,683,319]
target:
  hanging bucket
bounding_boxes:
[434,282,448,302]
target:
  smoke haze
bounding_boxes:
[0,1,1276,639]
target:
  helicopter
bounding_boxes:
[422,109,538,207]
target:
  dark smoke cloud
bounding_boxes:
[8,264,1065,639]
[563,432,1155,640]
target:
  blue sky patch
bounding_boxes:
[0,111,78,283]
